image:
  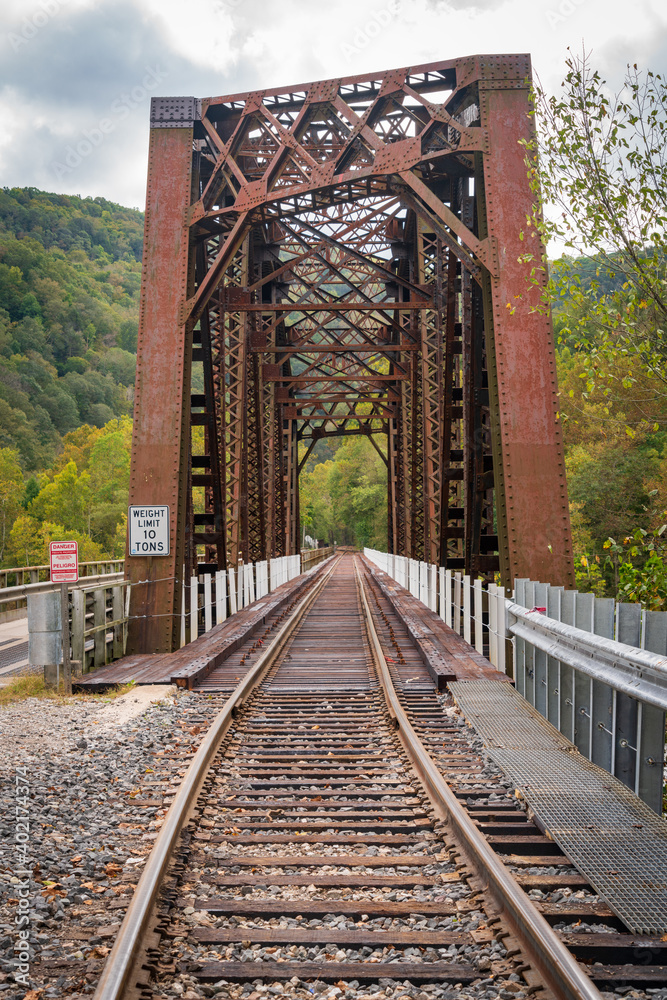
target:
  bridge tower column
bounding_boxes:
[475,59,575,588]
[125,98,197,654]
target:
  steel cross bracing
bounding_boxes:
[127,55,574,653]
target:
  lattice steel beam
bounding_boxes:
[127,56,574,653]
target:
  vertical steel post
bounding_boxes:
[474,57,574,589]
[60,582,71,695]
[126,98,197,654]
[591,597,615,773]
[638,610,666,813]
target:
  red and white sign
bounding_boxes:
[50,541,79,583]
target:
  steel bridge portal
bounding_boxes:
[127,54,574,653]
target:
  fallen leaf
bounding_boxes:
[41,881,66,902]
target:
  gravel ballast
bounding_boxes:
[0,687,223,998]
[0,687,662,1000]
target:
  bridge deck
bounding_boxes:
[74,557,506,693]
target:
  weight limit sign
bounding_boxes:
[128,505,170,556]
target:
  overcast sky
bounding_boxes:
[1,0,665,210]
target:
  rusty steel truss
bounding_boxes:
[127,54,574,653]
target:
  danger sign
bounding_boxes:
[128,505,170,556]
[50,540,79,583]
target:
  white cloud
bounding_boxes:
[0,0,665,207]
[139,0,238,73]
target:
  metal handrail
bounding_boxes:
[0,572,125,604]
[508,603,667,712]
[0,559,124,585]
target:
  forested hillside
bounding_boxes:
[0,187,141,468]
[0,187,141,564]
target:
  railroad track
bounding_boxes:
[94,554,666,1000]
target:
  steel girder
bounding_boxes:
[127,56,574,654]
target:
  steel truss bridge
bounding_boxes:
[127,53,574,655]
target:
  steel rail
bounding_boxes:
[354,558,603,1000]
[93,554,342,1000]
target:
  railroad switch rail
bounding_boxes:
[94,555,666,1000]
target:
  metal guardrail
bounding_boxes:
[508,603,666,813]
[0,559,124,590]
[2,572,124,605]
[508,603,667,711]
[511,579,667,815]
[364,549,667,815]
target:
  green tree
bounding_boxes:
[569,501,607,596]
[87,418,131,547]
[22,476,40,509]
[604,528,667,609]
[41,521,106,562]
[117,320,138,353]
[6,514,43,567]
[0,448,24,562]
[300,460,335,545]
[299,435,387,548]
[30,461,92,536]
[524,52,667,395]
[566,439,657,551]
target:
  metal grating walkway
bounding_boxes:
[449,680,667,935]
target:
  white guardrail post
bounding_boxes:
[474,577,484,654]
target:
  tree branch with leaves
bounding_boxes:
[522,50,667,392]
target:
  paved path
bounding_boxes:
[0,617,32,681]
